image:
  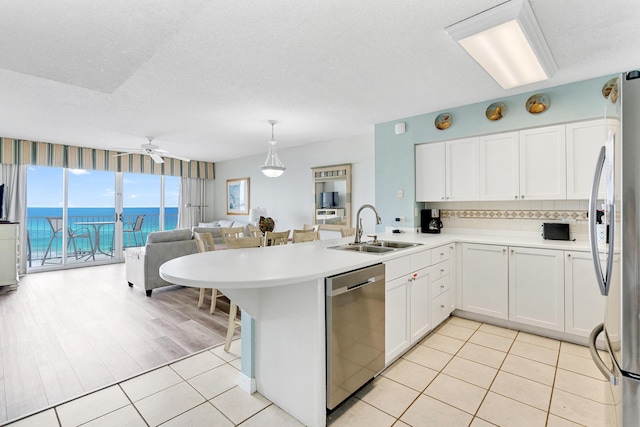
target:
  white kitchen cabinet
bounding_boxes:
[461,243,509,319]
[0,223,19,288]
[566,120,609,199]
[409,268,431,344]
[415,142,445,201]
[565,251,611,337]
[519,125,566,200]
[479,132,520,200]
[445,137,479,201]
[384,250,431,364]
[385,275,410,362]
[509,246,564,331]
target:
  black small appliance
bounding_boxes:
[421,209,443,234]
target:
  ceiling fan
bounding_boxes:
[112,137,190,164]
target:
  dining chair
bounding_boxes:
[303,223,319,231]
[247,225,262,237]
[123,215,145,247]
[193,231,221,314]
[225,236,263,249]
[264,230,290,246]
[221,227,245,244]
[292,229,319,243]
[340,227,356,237]
[41,217,94,265]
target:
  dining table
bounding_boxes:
[74,221,115,260]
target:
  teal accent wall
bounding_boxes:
[374,74,617,230]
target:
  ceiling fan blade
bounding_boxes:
[149,152,165,164]
[162,152,191,162]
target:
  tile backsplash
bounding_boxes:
[427,200,591,241]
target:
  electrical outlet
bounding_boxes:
[397,189,404,199]
[394,217,405,223]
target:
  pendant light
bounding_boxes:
[260,120,286,178]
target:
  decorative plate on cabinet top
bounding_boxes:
[486,102,506,121]
[435,113,452,130]
[602,77,619,103]
[526,93,550,114]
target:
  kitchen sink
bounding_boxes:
[328,240,422,255]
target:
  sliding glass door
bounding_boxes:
[27,167,180,271]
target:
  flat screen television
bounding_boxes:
[320,191,338,208]
[0,184,4,219]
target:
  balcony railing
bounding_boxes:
[26,213,178,267]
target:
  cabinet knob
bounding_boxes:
[502,248,506,253]
[515,195,518,199]
[521,195,525,199]
[440,304,445,308]
[440,285,445,289]
[441,197,445,200]
[567,254,571,258]
[440,269,444,273]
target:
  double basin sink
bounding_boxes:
[329,240,422,255]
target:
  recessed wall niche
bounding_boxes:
[311,164,351,228]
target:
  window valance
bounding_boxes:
[0,138,214,179]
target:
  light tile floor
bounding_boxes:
[3,316,613,427]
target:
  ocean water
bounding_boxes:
[27,207,179,254]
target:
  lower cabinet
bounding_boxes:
[509,247,565,331]
[565,251,610,337]
[461,243,509,319]
[462,243,605,337]
[384,267,430,363]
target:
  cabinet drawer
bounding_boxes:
[385,257,412,281]
[431,245,452,265]
[429,260,450,282]
[431,290,453,327]
[430,275,450,299]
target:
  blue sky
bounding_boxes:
[27,166,180,208]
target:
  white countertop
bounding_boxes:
[159,230,603,290]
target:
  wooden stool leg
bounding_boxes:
[210,289,218,314]
[224,303,238,352]
[198,288,205,308]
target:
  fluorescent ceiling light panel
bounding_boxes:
[446,0,557,89]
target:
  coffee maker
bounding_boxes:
[421,209,443,234]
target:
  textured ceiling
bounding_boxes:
[1,0,639,163]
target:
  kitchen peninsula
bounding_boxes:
[159,231,599,427]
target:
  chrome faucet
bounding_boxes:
[354,204,382,244]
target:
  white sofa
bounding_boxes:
[125,229,199,296]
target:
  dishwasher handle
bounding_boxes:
[330,276,379,297]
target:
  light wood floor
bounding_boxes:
[0,264,236,424]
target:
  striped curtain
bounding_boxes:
[0,138,215,179]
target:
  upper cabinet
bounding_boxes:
[416,143,445,201]
[446,137,479,201]
[417,119,613,202]
[416,138,479,202]
[519,125,566,200]
[566,119,611,200]
[479,132,519,200]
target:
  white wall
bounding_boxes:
[204,133,377,235]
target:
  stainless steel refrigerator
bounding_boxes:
[589,70,640,426]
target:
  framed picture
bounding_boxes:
[226,177,250,215]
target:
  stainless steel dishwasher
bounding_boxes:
[326,263,385,410]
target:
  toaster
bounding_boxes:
[541,223,570,241]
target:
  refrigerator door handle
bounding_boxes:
[589,323,618,385]
[589,146,610,296]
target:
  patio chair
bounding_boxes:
[123,215,145,247]
[41,217,94,265]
